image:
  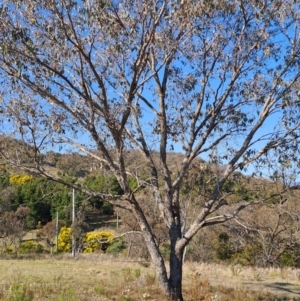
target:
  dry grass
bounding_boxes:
[183,262,300,300]
[0,255,300,301]
[0,254,164,301]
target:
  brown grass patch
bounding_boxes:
[0,256,300,301]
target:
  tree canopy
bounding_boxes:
[0,0,299,300]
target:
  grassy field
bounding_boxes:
[0,255,300,301]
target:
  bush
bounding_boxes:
[230,244,261,266]
[18,241,44,254]
[106,239,125,254]
[280,251,294,267]
[216,232,231,261]
[9,174,33,185]
[83,231,114,253]
[57,227,116,254]
[58,226,72,252]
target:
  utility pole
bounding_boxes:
[55,211,59,255]
[72,188,76,257]
[116,210,119,232]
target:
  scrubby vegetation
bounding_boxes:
[1,151,300,268]
[1,153,300,270]
[1,149,300,300]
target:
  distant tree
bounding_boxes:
[83,175,123,196]
[13,178,52,226]
[230,163,300,267]
[83,174,123,209]
[0,1,300,299]
[37,219,65,254]
[0,186,17,213]
[0,206,29,254]
[8,175,86,226]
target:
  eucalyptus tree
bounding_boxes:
[0,0,300,299]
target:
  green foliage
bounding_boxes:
[234,181,251,201]
[60,174,78,184]
[216,232,231,261]
[82,174,124,209]
[280,251,294,267]
[14,178,53,226]
[83,175,123,195]
[8,284,34,301]
[231,244,261,266]
[18,241,44,254]
[106,239,125,254]
[2,173,88,227]
[222,178,235,193]
[127,177,138,191]
[0,172,10,189]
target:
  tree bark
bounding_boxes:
[168,224,184,301]
[130,197,170,296]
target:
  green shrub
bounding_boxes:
[231,244,261,266]
[83,175,123,195]
[216,232,231,260]
[106,239,125,254]
[127,177,138,191]
[18,241,44,254]
[280,251,294,267]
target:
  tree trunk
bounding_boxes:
[131,199,170,296]
[168,225,184,301]
[169,253,183,301]
[131,196,185,300]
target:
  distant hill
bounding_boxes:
[0,135,283,196]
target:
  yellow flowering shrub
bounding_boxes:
[57,227,115,253]
[83,231,114,253]
[9,174,33,185]
[57,226,72,252]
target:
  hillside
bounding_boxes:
[1,136,300,268]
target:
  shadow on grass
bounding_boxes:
[265,282,300,297]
